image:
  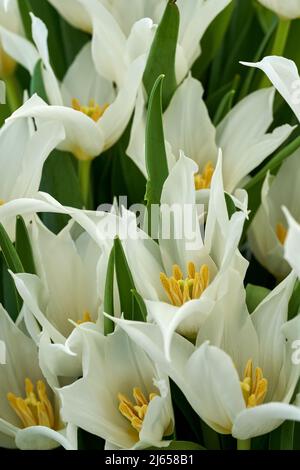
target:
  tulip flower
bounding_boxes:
[248,149,300,280]
[0,109,64,238]
[10,216,110,379]
[58,326,174,450]
[0,13,148,160]
[0,305,76,449]
[118,151,247,358]
[48,0,232,82]
[128,75,294,196]
[109,269,300,443]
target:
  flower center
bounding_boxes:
[118,387,158,432]
[194,162,214,190]
[71,98,109,122]
[276,222,287,245]
[7,378,55,429]
[76,310,94,325]
[160,262,210,307]
[240,359,268,408]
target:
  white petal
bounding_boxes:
[284,208,300,276]
[15,426,75,450]
[0,25,38,73]
[48,0,91,32]
[241,56,300,123]
[233,402,300,440]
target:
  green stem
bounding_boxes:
[5,75,22,112]
[237,439,251,451]
[260,18,291,88]
[78,159,92,209]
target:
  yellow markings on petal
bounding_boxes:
[240,359,268,408]
[76,310,94,325]
[71,98,109,122]
[160,262,210,306]
[276,222,287,245]
[7,378,55,429]
[194,162,215,190]
[118,387,158,433]
[0,199,4,206]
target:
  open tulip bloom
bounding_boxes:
[2,0,300,454]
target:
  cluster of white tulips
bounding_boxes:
[1,0,300,452]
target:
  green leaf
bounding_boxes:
[30,59,49,102]
[244,134,300,193]
[213,89,236,126]
[17,0,33,41]
[288,280,300,320]
[131,289,147,322]
[148,441,206,451]
[0,223,24,274]
[104,246,115,336]
[246,284,270,313]
[143,0,179,108]
[145,75,168,217]
[114,236,136,321]
[15,216,36,275]
[0,222,24,317]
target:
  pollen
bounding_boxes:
[194,162,214,190]
[240,359,268,408]
[160,262,210,306]
[7,378,55,429]
[276,222,287,245]
[71,98,109,122]
[118,388,158,433]
[76,310,93,325]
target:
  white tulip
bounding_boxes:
[110,269,300,441]
[248,150,300,280]
[128,75,294,195]
[48,0,232,81]
[0,109,64,238]
[58,326,174,450]
[0,13,147,160]
[10,216,113,379]
[118,152,247,358]
[0,306,76,449]
[258,0,300,19]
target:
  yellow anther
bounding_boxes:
[76,310,93,325]
[118,388,158,433]
[276,223,287,245]
[7,378,55,429]
[240,359,268,408]
[194,162,215,190]
[71,98,109,122]
[160,262,210,306]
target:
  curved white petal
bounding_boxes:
[15,425,75,450]
[48,0,92,32]
[0,25,38,73]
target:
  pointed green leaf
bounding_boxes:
[0,223,24,274]
[225,193,237,219]
[143,0,179,108]
[104,246,115,336]
[131,289,147,322]
[114,236,135,320]
[145,75,168,209]
[15,215,36,275]
[17,0,33,42]
[30,59,49,102]
[213,89,236,126]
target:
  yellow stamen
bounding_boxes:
[76,310,93,325]
[194,162,215,190]
[118,388,158,433]
[240,359,268,408]
[276,223,287,245]
[160,262,210,306]
[7,378,55,429]
[71,98,109,122]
